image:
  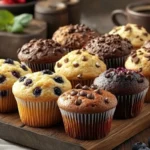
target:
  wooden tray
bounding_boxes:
[0,104,149,150]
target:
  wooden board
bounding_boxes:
[0,104,149,150]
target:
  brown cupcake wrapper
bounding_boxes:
[0,89,17,113]
[70,79,94,88]
[24,62,55,72]
[105,55,128,69]
[145,77,150,103]
[60,108,116,140]
[115,88,148,119]
[15,97,61,127]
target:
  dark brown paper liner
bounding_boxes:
[114,88,148,119]
[145,77,150,103]
[60,108,115,140]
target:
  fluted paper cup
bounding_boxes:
[145,77,150,103]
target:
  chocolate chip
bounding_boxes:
[90,84,98,89]
[77,74,82,79]
[143,33,148,36]
[87,93,94,99]
[54,87,62,96]
[70,90,78,96]
[19,76,26,82]
[4,58,14,64]
[94,88,102,94]
[24,79,32,86]
[73,62,79,67]
[137,78,144,83]
[75,83,82,89]
[0,75,6,84]
[42,70,53,75]
[79,91,87,96]
[53,76,64,83]
[81,56,88,61]
[138,68,143,72]
[12,71,20,78]
[33,87,42,97]
[95,62,100,68]
[20,64,28,71]
[132,57,140,64]
[75,99,82,106]
[82,85,89,90]
[104,98,109,104]
[125,26,132,31]
[64,58,69,63]
[57,62,62,68]
[76,50,81,54]
[0,90,7,97]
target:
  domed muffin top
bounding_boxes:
[54,49,106,80]
[52,24,99,51]
[17,39,68,63]
[93,67,149,95]
[109,24,150,48]
[12,70,72,102]
[85,34,133,59]
[57,84,117,113]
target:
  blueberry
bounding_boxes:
[20,64,28,71]
[33,87,42,97]
[54,87,62,96]
[42,70,53,75]
[53,76,64,83]
[139,147,150,150]
[12,71,20,78]
[4,58,14,64]
[0,90,7,97]
[0,75,6,84]
[19,76,26,82]
[24,79,32,86]
[132,142,147,150]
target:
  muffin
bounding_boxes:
[85,34,133,68]
[109,23,150,49]
[125,41,150,103]
[52,24,99,51]
[57,84,117,140]
[54,49,106,87]
[12,70,72,127]
[18,39,68,72]
[94,68,149,119]
[0,58,31,113]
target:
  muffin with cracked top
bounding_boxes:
[94,67,149,119]
[12,70,72,127]
[18,39,68,72]
[85,34,133,68]
[57,84,117,140]
[0,58,31,113]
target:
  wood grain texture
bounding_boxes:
[0,104,149,150]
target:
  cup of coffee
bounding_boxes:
[111,1,150,32]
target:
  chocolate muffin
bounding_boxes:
[85,34,133,68]
[18,39,68,72]
[93,67,149,119]
[57,84,117,140]
[52,24,99,51]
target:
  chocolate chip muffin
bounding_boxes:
[0,58,31,113]
[52,24,99,51]
[94,68,149,119]
[85,34,133,68]
[54,49,106,87]
[12,70,72,127]
[125,41,150,102]
[18,39,68,72]
[57,84,117,140]
[109,24,150,49]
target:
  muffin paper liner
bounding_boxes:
[0,89,17,113]
[70,79,94,88]
[114,88,148,119]
[15,97,61,127]
[25,62,55,72]
[59,108,116,140]
[105,55,128,69]
[145,77,150,103]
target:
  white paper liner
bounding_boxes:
[25,62,55,72]
[145,77,150,103]
[0,89,17,113]
[105,55,128,69]
[60,108,115,140]
[15,97,61,127]
[115,88,148,119]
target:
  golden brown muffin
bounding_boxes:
[109,24,150,49]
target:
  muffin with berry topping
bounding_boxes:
[54,49,106,87]
[12,70,72,127]
[57,84,117,140]
[0,58,31,113]
[18,39,68,72]
[52,24,99,51]
[94,68,149,119]
[125,41,150,102]
[109,24,150,49]
[85,34,133,68]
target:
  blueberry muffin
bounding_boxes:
[85,34,133,68]
[54,49,106,87]
[12,70,72,127]
[109,24,150,49]
[94,68,149,119]
[57,84,117,140]
[18,39,68,72]
[125,41,150,102]
[52,24,99,51]
[0,58,31,113]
